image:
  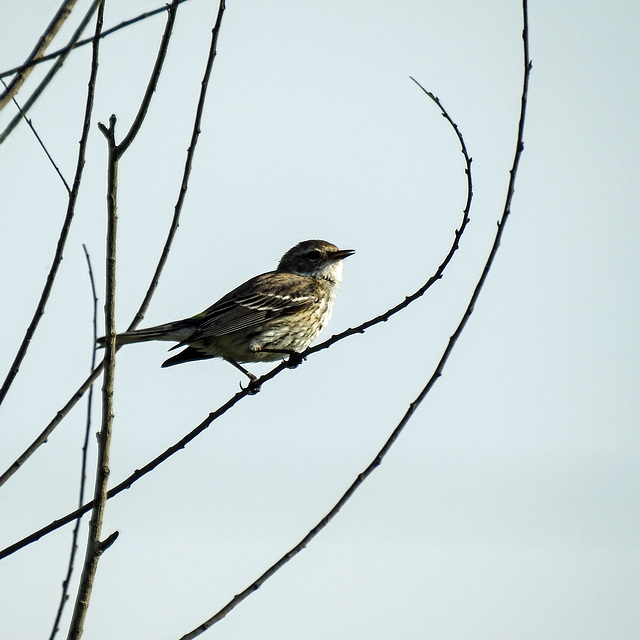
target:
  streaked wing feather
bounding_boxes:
[171,273,318,348]
[197,291,314,337]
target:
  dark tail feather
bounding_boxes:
[161,347,213,368]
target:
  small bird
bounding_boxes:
[98,239,354,381]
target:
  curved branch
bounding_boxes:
[180,2,531,636]
[306,78,473,358]
[0,385,251,561]
[0,78,70,193]
[116,0,180,156]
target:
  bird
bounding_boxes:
[97,239,354,382]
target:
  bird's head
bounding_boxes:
[277,239,354,283]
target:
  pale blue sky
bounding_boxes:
[1,1,639,639]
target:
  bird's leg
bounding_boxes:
[224,358,261,393]
[254,348,305,369]
[224,357,257,380]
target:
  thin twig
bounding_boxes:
[66,109,119,640]
[116,0,179,156]
[0,0,194,80]
[48,246,99,640]
[180,3,531,636]
[0,77,70,193]
[0,0,79,111]
[0,60,473,560]
[0,0,101,410]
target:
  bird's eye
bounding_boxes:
[305,249,322,261]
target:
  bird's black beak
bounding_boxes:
[332,248,355,260]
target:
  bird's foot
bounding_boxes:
[285,351,305,369]
[240,373,261,395]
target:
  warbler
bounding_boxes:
[98,239,354,380]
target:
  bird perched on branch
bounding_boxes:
[98,239,354,382]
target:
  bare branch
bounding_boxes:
[179,2,531,636]
[116,0,180,156]
[129,0,227,328]
[0,77,70,193]
[0,383,253,561]
[305,79,473,359]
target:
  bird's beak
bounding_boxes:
[332,248,355,260]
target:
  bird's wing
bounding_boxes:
[172,272,318,346]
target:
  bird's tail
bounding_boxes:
[96,320,195,347]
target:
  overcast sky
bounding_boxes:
[1,1,639,639]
